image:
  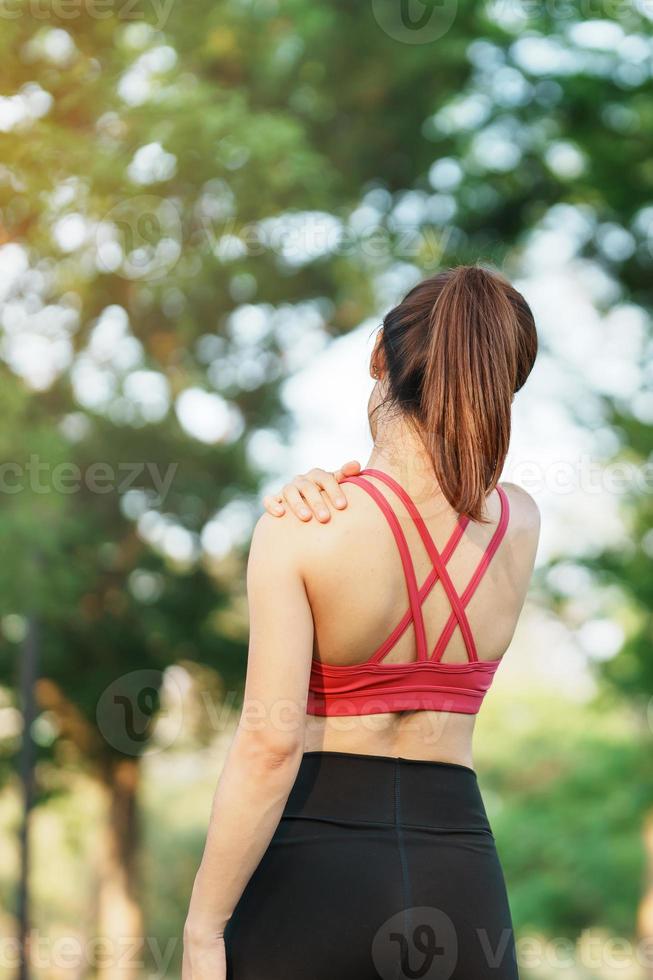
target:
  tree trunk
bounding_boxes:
[638,807,653,980]
[95,758,144,980]
[16,616,39,980]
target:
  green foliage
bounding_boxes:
[477,693,652,939]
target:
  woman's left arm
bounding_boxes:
[183,514,314,978]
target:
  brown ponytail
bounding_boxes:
[379,265,537,523]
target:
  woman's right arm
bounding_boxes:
[262,460,361,522]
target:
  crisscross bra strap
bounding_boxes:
[345,474,429,661]
[431,484,510,663]
[343,469,511,666]
[363,469,480,661]
[361,510,469,665]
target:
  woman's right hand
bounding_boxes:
[262,461,361,522]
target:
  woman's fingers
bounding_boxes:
[262,494,285,517]
[306,468,347,511]
[333,459,361,481]
[284,478,330,522]
[261,461,362,521]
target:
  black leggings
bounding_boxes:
[225,751,519,980]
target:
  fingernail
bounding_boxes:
[318,509,329,521]
[335,497,346,508]
[299,508,311,519]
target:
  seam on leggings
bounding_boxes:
[280,813,494,837]
[394,759,413,980]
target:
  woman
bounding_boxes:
[183,265,540,980]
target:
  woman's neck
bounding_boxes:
[366,412,448,512]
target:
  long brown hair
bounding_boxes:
[377,264,537,523]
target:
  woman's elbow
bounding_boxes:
[233,727,304,776]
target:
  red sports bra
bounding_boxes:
[307,468,510,717]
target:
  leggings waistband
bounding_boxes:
[283,751,492,832]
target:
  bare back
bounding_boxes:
[299,472,540,766]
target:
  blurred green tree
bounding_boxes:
[0,2,499,967]
[0,3,377,970]
[2,0,653,974]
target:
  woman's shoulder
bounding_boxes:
[498,481,541,541]
[251,481,379,565]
